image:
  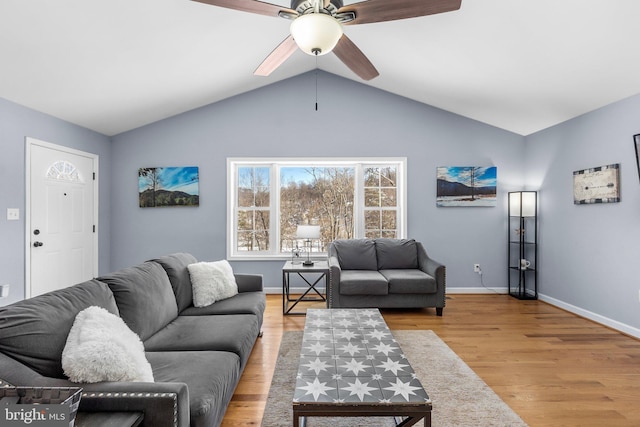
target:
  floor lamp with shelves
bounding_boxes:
[508,191,538,299]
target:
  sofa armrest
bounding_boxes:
[0,362,190,427]
[327,255,342,308]
[234,274,263,293]
[78,382,190,427]
[417,243,446,308]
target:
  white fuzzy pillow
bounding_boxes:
[62,306,154,383]
[187,260,239,307]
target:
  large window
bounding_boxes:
[228,158,406,259]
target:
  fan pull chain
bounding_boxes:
[315,52,318,111]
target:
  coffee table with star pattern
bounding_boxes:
[292,309,432,427]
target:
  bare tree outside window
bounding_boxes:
[280,167,354,252]
[237,167,270,251]
[364,166,398,238]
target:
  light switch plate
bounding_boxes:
[7,208,19,221]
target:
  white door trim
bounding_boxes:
[25,137,99,298]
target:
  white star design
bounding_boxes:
[340,358,369,375]
[308,329,330,340]
[371,342,396,356]
[338,342,364,356]
[362,318,383,327]
[342,378,378,401]
[299,378,334,401]
[309,318,329,327]
[303,357,332,375]
[335,318,355,328]
[358,309,378,317]
[305,342,330,355]
[376,358,409,375]
[383,378,421,401]
[334,329,358,340]
[333,310,352,318]
[367,329,391,340]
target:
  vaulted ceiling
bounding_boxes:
[1,0,639,136]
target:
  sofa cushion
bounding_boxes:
[0,279,118,379]
[375,238,419,270]
[62,306,154,383]
[143,314,259,369]
[180,291,266,328]
[333,239,378,270]
[147,350,240,427]
[99,261,178,341]
[151,253,198,313]
[339,270,389,295]
[187,260,238,307]
[380,269,437,294]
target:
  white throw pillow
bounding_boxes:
[187,260,239,307]
[62,306,154,383]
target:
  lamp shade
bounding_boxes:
[296,225,321,239]
[290,13,343,56]
[509,191,537,217]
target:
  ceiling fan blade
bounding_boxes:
[339,0,461,25]
[332,35,379,81]
[192,0,296,18]
[254,35,298,76]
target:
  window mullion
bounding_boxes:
[272,164,279,255]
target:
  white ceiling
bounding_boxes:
[1,0,639,136]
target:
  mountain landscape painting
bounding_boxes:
[436,166,497,207]
[139,166,199,207]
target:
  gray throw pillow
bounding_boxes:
[99,261,178,341]
[376,238,419,269]
[151,253,198,312]
[333,239,378,270]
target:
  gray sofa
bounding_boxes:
[327,238,446,315]
[0,253,265,427]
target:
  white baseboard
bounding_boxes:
[539,293,640,340]
[446,287,509,294]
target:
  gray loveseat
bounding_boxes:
[0,253,265,427]
[327,238,446,315]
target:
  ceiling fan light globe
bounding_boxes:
[290,13,343,56]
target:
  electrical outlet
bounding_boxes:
[6,208,19,221]
[473,263,481,273]
[0,284,9,298]
[638,289,640,303]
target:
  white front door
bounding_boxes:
[26,138,98,298]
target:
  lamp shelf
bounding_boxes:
[507,191,538,300]
[509,266,536,272]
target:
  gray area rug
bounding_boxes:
[261,330,528,427]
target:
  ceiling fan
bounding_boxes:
[193,0,462,81]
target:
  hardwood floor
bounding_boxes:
[222,294,640,427]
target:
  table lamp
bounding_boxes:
[296,225,320,266]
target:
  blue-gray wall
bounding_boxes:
[526,93,640,335]
[110,72,525,293]
[0,97,112,305]
[3,71,638,336]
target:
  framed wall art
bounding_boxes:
[634,133,640,182]
[573,163,620,204]
[436,166,497,207]
[138,166,199,207]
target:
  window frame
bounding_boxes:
[227,157,407,260]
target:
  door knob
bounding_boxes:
[33,241,43,247]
